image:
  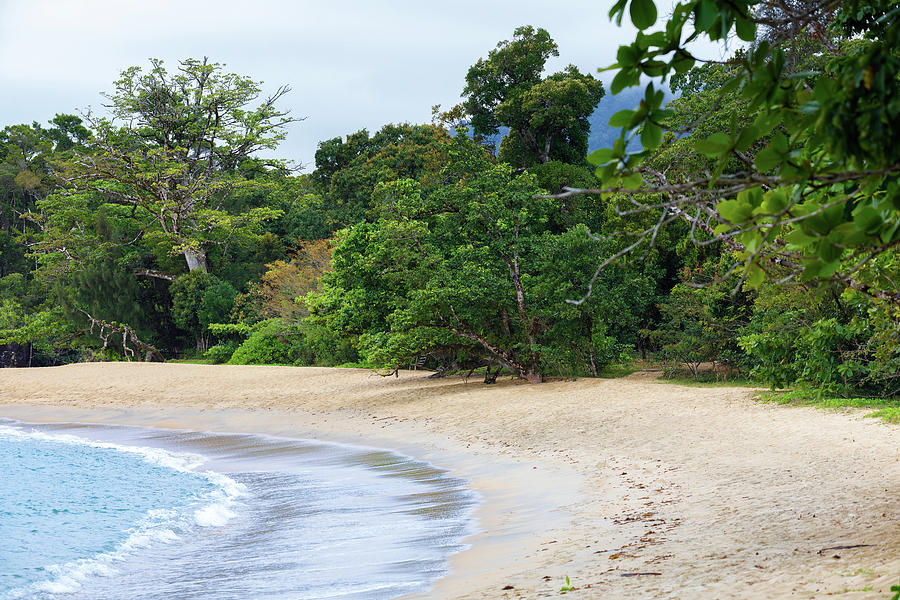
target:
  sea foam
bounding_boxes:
[1,420,478,600]
[0,424,246,599]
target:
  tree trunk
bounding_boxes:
[184,248,208,272]
[540,134,552,164]
[521,365,543,384]
[504,238,542,382]
[586,315,598,377]
[196,332,210,354]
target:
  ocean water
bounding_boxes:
[0,419,477,599]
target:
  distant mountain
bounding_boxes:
[587,86,676,153]
[450,85,675,158]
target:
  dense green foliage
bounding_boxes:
[574,0,900,396]
[310,139,657,381]
[0,12,896,399]
[460,26,606,167]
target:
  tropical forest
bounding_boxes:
[2,0,899,404]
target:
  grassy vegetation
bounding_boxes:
[655,375,759,388]
[757,389,900,424]
[597,362,639,378]
[632,361,900,426]
[166,358,212,365]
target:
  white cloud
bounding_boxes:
[0,0,708,167]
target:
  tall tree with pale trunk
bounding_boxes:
[57,57,296,276]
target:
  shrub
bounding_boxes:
[228,319,297,365]
[204,342,238,364]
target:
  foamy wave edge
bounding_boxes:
[0,424,247,599]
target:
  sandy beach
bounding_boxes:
[1,362,899,599]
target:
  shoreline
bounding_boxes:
[2,363,900,598]
[1,416,479,599]
[0,406,582,599]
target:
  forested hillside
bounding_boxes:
[1,3,898,399]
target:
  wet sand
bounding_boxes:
[2,362,899,598]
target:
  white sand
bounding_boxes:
[1,362,899,599]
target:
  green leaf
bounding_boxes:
[716,198,753,224]
[889,190,900,211]
[799,260,823,281]
[616,45,640,67]
[608,109,636,128]
[694,0,718,30]
[818,259,841,278]
[853,206,882,234]
[735,125,760,152]
[790,202,817,218]
[629,0,657,30]
[771,133,789,154]
[737,186,763,207]
[714,223,732,235]
[784,228,818,247]
[735,18,756,41]
[759,189,788,214]
[799,101,820,115]
[754,148,781,172]
[822,202,845,231]
[609,0,628,21]
[673,55,695,74]
[817,241,843,263]
[641,123,662,148]
[642,60,668,77]
[622,172,643,189]
[695,132,731,157]
[813,77,836,103]
[595,164,614,181]
[745,264,765,288]
[587,148,614,166]
[881,219,900,244]
[740,231,762,253]
[753,111,782,136]
[610,69,639,95]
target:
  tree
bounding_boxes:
[462,26,557,137]
[170,270,237,352]
[461,26,606,167]
[243,239,333,323]
[653,281,749,378]
[0,116,93,363]
[0,117,82,237]
[312,123,454,227]
[0,273,68,366]
[567,0,900,308]
[56,58,294,275]
[313,137,645,382]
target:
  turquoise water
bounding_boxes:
[0,424,242,598]
[0,420,477,599]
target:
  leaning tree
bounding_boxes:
[560,0,900,307]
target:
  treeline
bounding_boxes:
[1,8,898,398]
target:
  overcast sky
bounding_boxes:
[1,0,681,169]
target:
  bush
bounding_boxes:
[204,342,238,364]
[740,311,887,397]
[292,322,358,367]
[228,319,297,365]
[222,317,360,367]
